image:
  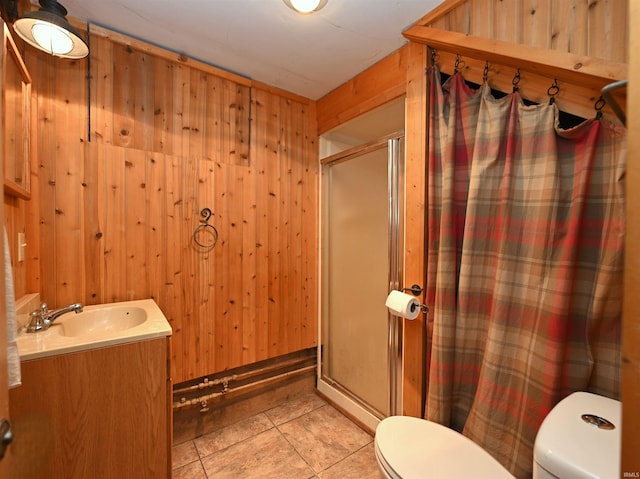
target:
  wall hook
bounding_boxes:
[193,208,218,249]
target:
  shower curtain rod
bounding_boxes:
[402,26,627,91]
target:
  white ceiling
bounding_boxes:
[57,0,443,100]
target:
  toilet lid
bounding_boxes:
[375,416,514,479]
[534,392,621,479]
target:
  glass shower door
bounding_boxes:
[319,136,403,428]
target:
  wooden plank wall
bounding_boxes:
[316,48,408,135]
[4,195,26,296]
[402,42,429,418]
[417,0,627,63]
[19,26,318,384]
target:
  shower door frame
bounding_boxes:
[318,133,405,431]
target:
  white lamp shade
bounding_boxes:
[13,8,88,59]
[31,21,74,55]
[290,0,321,13]
[283,0,327,14]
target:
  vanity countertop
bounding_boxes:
[16,298,172,361]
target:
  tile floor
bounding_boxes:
[172,392,383,478]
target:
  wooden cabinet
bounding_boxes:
[7,338,172,479]
[2,22,31,199]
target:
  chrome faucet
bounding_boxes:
[26,302,83,333]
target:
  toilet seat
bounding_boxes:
[374,416,515,479]
[375,438,403,479]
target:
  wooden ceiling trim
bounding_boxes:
[411,0,469,27]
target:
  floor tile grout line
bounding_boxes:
[173,415,278,474]
[273,403,372,476]
[202,455,210,479]
[272,403,328,430]
[173,395,373,477]
[172,440,198,472]
[318,437,376,476]
[265,396,329,428]
[274,414,323,475]
[262,398,335,474]
[196,424,278,461]
[191,411,277,459]
[187,394,327,456]
[196,423,316,477]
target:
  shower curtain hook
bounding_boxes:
[512,69,521,92]
[454,54,463,74]
[547,78,559,105]
[594,96,606,120]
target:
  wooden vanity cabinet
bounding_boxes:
[7,338,172,479]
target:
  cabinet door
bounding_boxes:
[8,339,171,478]
[3,23,31,199]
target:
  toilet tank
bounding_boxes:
[533,392,621,479]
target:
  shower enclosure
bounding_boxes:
[319,131,405,430]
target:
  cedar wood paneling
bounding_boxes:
[19,29,318,383]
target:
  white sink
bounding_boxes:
[59,306,147,337]
[16,299,172,360]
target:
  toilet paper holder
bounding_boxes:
[401,284,429,313]
[401,284,423,296]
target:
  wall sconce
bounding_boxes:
[13,0,88,59]
[283,0,328,15]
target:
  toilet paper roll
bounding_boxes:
[385,290,421,320]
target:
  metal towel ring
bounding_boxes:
[193,208,218,249]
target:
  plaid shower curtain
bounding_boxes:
[424,66,626,478]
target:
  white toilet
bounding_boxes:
[374,391,621,479]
